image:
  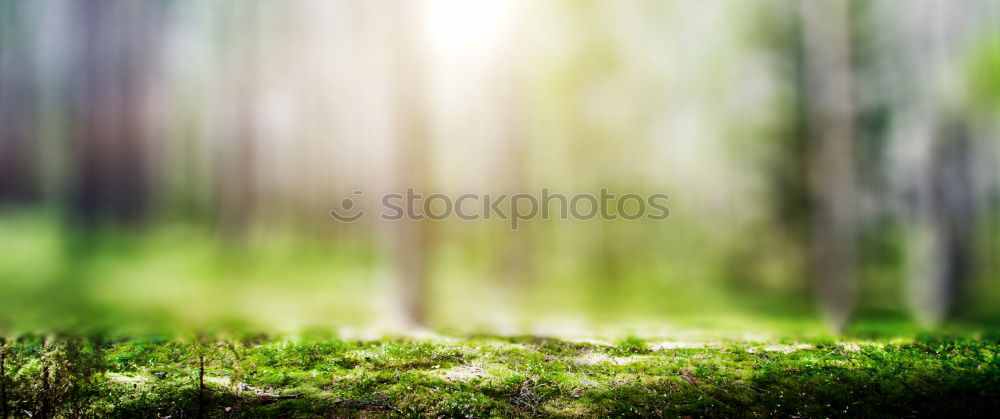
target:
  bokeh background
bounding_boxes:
[3,0,1000,337]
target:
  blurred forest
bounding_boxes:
[3,0,1000,336]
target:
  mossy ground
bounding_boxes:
[2,333,999,418]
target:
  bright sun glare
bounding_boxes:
[422,0,515,54]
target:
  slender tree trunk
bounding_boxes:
[0,1,39,204]
[65,1,162,226]
[799,0,857,331]
[216,4,261,239]
[886,0,981,326]
[496,57,532,290]
[198,351,205,418]
[908,121,976,325]
[40,337,49,419]
[1,337,7,419]
[391,1,432,327]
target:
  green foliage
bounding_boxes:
[968,37,1000,113]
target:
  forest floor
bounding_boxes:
[2,332,999,417]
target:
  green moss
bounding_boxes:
[1,334,998,417]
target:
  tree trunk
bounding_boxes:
[799,0,858,331]
[884,0,982,327]
[908,121,976,325]
[391,1,432,327]
[1,337,7,419]
[0,2,39,204]
[40,337,49,419]
[65,1,164,226]
[215,4,261,240]
[198,351,205,418]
